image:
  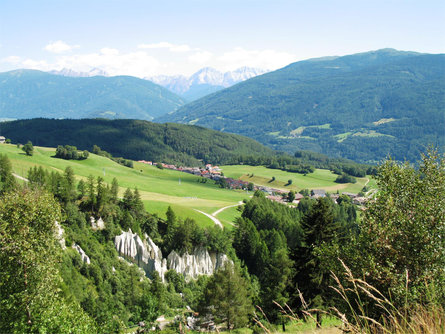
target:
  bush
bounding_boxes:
[335,173,357,184]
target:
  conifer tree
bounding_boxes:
[199,263,253,330]
[293,197,341,325]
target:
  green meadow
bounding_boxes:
[0,144,369,228]
[221,165,372,194]
[0,144,248,227]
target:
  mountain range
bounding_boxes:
[148,67,268,101]
[1,49,443,164]
[157,49,445,163]
[0,69,186,120]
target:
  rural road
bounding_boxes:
[194,210,223,228]
[211,201,243,216]
[195,201,243,228]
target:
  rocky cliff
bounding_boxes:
[167,248,229,280]
[114,229,168,281]
[114,230,230,281]
[73,243,90,264]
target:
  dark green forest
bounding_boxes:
[0,118,274,166]
[159,49,445,163]
[0,118,375,176]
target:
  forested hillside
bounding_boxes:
[0,118,275,166]
[158,49,445,163]
[1,149,443,332]
[0,70,186,120]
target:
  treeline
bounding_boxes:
[225,150,374,177]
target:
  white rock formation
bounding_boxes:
[114,230,168,281]
[115,230,231,281]
[73,243,90,264]
[54,221,66,250]
[90,216,105,230]
[167,247,230,280]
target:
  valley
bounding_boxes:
[0,142,368,230]
[0,28,443,332]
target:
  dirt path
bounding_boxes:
[13,173,28,182]
[211,201,243,216]
[195,201,243,228]
[194,209,223,228]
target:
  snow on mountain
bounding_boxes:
[148,67,268,100]
[149,74,189,94]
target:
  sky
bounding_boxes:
[0,0,444,77]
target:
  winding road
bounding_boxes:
[194,201,243,228]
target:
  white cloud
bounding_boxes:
[100,47,120,56]
[53,50,161,77]
[1,55,21,64]
[217,47,297,71]
[2,44,297,77]
[188,50,213,64]
[22,59,51,70]
[44,40,79,53]
[138,42,191,53]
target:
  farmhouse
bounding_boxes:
[0,136,5,144]
[311,189,326,198]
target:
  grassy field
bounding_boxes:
[221,165,372,194]
[214,203,244,229]
[0,144,249,227]
[1,144,371,227]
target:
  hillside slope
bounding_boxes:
[0,118,274,166]
[0,70,186,120]
[158,49,445,163]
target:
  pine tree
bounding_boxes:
[293,197,341,325]
[199,263,253,330]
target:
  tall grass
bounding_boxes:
[253,260,444,333]
[329,260,444,334]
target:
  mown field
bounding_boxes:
[0,144,369,228]
[221,165,373,194]
[0,144,247,227]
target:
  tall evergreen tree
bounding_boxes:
[199,263,253,330]
[292,197,341,325]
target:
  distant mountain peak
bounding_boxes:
[148,67,269,100]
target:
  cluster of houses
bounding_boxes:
[138,161,225,180]
[266,188,367,206]
[180,164,223,180]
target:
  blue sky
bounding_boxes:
[1,0,444,76]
